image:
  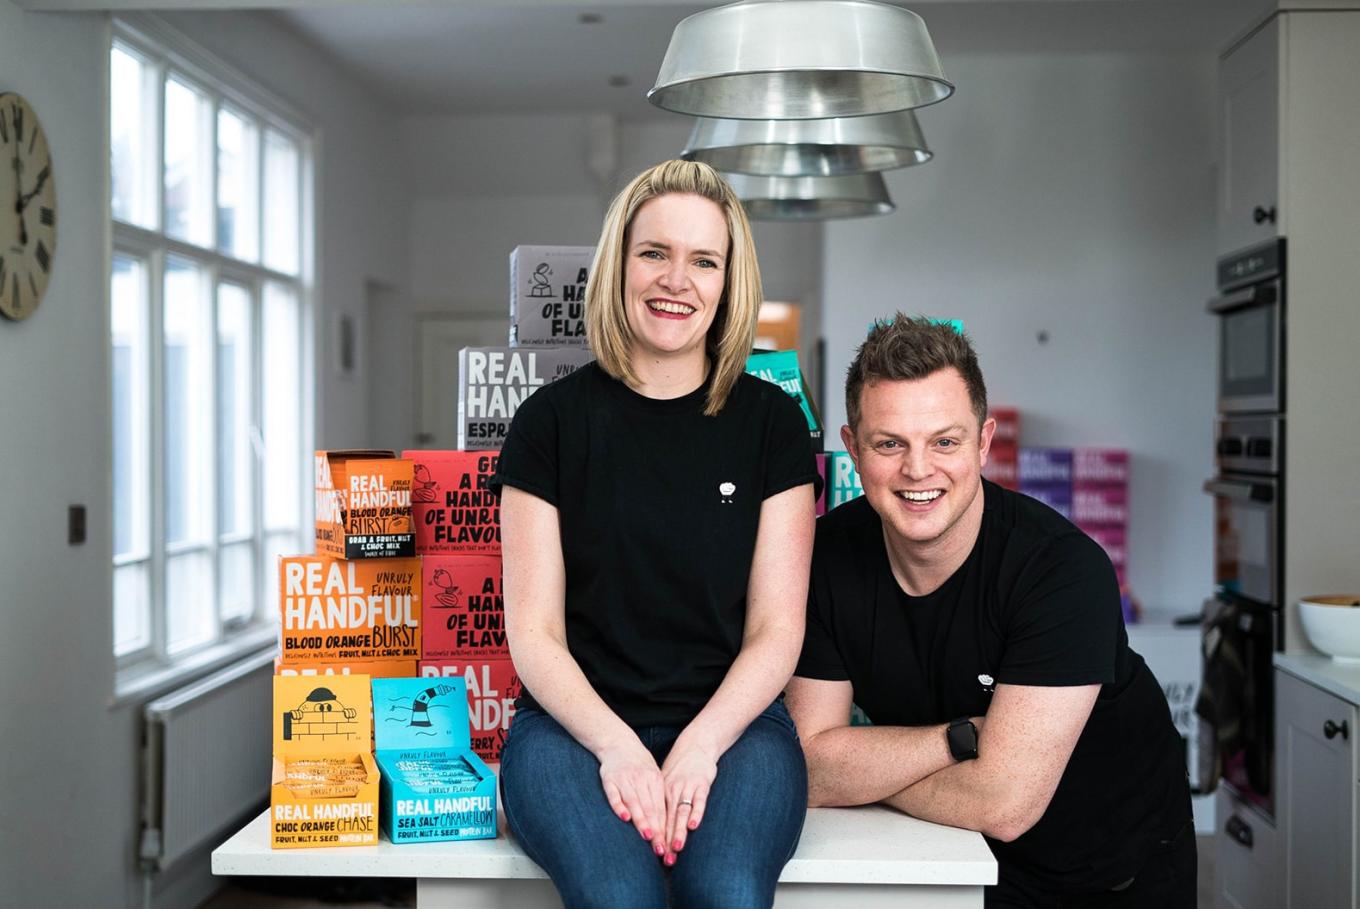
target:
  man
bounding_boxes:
[785,315,1194,907]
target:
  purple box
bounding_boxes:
[1020,481,1072,520]
[1073,448,1129,485]
[1081,524,1127,568]
[1073,484,1129,526]
[1019,448,1073,484]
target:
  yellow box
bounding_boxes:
[270,675,380,849]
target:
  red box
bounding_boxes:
[989,407,1020,445]
[1073,484,1129,526]
[421,554,506,660]
[983,441,1018,490]
[1073,448,1129,486]
[401,450,502,554]
[418,659,521,763]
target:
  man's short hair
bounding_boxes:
[845,314,988,431]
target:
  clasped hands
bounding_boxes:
[598,736,718,867]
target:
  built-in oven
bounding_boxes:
[1208,238,1285,414]
[1206,417,1283,610]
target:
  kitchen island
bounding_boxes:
[213,804,997,907]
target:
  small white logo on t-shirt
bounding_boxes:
[719,481,736,504]
[978,673,995,692]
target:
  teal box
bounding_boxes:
[373,677,498,843]
[827,451,863,509]
[745,350,822,444]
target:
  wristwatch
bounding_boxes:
[947,717,979,762]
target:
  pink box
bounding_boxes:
[401,450,501,554]
[815,454,828,516]
[989,407,1020,444]
[421,554,506,660]
[1081,524,1127,568]
[983,442,1018,490]
[1073,484,1129,526]
[418,659,521,763]
[1073,448,1129,486]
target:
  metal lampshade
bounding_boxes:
[682,111,931,177]
[648,0,953,120]
[728,172,895,220]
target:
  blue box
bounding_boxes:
[372,677,497,843]
[827,451,864,509]
[745,349,822,442]
[1018,448,1073,484]
[1019,481,1073,520]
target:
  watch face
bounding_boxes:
[0,92,57,322]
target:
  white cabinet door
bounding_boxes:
[1278,668,1358,908]
[1216,787,1279,909]
[1218,16,1282,256]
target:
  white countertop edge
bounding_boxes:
[1276,652,1360,704]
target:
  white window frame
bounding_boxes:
[111,15,316,694]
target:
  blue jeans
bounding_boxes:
[500,700,807,909]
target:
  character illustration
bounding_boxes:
[282,687,361,742]
[528,263,553,298]
[412,463,439,503]
[431,568,461,608]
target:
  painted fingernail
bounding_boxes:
[654,843,664,856]
[642,827,652,839]
[665,853,676,866]
[688,819,699,830]
[673,839,683,851]
[619,811,631,822]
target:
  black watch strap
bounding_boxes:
[947,717,979,762]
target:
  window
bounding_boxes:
[110,20,313,676]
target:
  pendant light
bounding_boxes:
[648,0,952,120]
[682,111,931,177]
[727,172,895,220]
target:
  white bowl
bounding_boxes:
[1299,596,1360,661]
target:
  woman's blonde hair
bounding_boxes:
[585,159,761,416]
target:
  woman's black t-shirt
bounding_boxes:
[492,362,819,727]
[797,482,1191,893]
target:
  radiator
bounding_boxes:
[139,649,274,871]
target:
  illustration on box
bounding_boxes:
[419,659,521,764]
[401,450,502,553]
[509,245,594,347]
[314,450,415,559]
[421,554,507,660]
[745,349,822,449]
[270,674,380,849]
[373,677,498,842]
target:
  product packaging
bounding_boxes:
[275,659,416,679]
[270,674,379,849]
[1018,481,1074,520]
[1083,525,1129,588]
[744,349,823,450]
[989,407,1021,446]
[314,450,415,559]
[509,245,594,347]
[372,677,498,843]
[827,451,864,510]
[418,659,521,763]
[420,554,506,661]
[279,555,422,664]
[814,453,828,516]
[982,445,1019,490]
[1018,448,1073,485]
[1073,448,1129,485]
[400,450,501,554]
[1073,484,1129,525]
[457,346,594,450]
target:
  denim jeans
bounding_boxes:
[499,699,808,909]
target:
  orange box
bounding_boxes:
[314,450,415,559]
[270,674,379,849]
[401,450,502,554]
[418,659,521,763]
[421,555,506,661]
[280,556,422,664]
[275,658,417,678]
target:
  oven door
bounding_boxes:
[1204,473,1280,607]
[1209,278,1282,413]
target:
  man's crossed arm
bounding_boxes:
[784,677,1098,843]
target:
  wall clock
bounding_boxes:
[0,92,57,322]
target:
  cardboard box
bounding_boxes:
[418,659,521,764]
[314,451,415,559]
[372,677,498,843]
[270,675,379,849]
[814,453,828,516]
[509,245,594,347]
[983,441,1019,490]
[827,451,864,510]
[745,350,823,449]
[1073,448,1129,485]
[421,554,506,661]
[1073,484,1129,526]
[1018,448,1073,484]
[400,450,502,554]
[275,659,416,678]
[1019,481,1073,520]
[280,556,422,664]
[457,347,595,450]
[989,407,1021,445]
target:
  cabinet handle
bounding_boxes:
[1324,719,1349,741]
[1225,814,1254,848]
[1253,205,1277,225]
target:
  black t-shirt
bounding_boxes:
[492,362,819,728]
[797,482,1190,893]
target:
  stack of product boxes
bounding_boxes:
[1018,448,1074,520]
[1072,449,1130,591]
[982,407,1020,490]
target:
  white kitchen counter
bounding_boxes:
[214,805,997,908]
[1276,652,1360,705]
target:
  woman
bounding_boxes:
[493,159,818,909]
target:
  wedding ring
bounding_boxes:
[679,799,693,807]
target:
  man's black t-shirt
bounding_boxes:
[797,482,1191,893]
[492,362,819,728]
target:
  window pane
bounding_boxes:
[262,130,300,275]
[262,282,300,530]
[166,551,215,653]
[220,541,255,624]
[164,258,214,548]
[114,562,152,656]
[164,77,213,246]
[263,531,298,621]
[111,45,157,228]
[218,282,253,538]
[217,109,259,262]
[112,255,150,559]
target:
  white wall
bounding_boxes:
[821,52,1219,616]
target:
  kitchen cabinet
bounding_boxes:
[1215,786,1279,909]
[1275,655,1360,908]
[1217,16,1280,256]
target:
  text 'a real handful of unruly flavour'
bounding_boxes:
[280,556,422,663]
[402,450,501,554]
